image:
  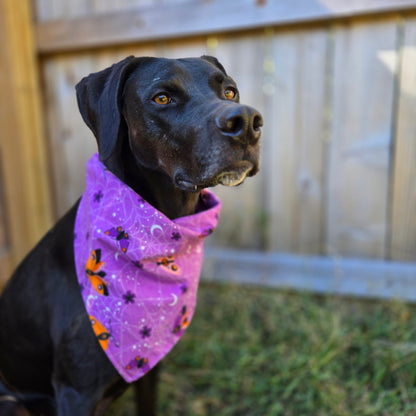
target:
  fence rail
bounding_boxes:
[203,249,416,302]
[36,0,416,53]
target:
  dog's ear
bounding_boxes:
[75,56,140,161]
[201,55,227,75]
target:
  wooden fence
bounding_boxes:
[1,0,416,299]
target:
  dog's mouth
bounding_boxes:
[216,161,254,187]
[175,161,256,192]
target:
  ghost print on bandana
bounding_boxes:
[74,154,221,382]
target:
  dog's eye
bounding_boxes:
[224,88,237,100]
[153,94,172,105]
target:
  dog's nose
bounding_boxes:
[215,105,263,144]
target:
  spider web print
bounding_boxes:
[74,154,221,382]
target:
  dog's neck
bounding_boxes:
[104,150,201,220]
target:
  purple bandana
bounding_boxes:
[74,154,221,382]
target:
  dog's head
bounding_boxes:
[76,56,262,192]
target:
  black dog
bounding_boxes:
[0,56,262,416]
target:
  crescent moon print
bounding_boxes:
[150,224,163,236]
[86,294,96,308]
[169,293,178,306]
[74,154,221,383]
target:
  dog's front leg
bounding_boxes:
[53,383,98,416]
[53,375,120,416]
[133,364,159,416]
[52,363,110,416]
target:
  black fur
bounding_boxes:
[0,56,262,415]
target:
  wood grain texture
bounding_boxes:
[389,18,416,262]
[266,28,328,254]
[326,18,398,259]
[43,55,96,216]
[0,0,53,277]
[35,0,416,53]
[35,0,190,21]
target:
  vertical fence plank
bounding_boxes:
[265,28,328,254]
[267,31,297,252]
[292,29,328,255]
[0,0,53,279]
[326,19,398,259]
[43,55,97,216]
[390,18,416,262]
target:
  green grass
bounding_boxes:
[109,283,416,415]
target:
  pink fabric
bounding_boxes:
[74,154,221,382]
